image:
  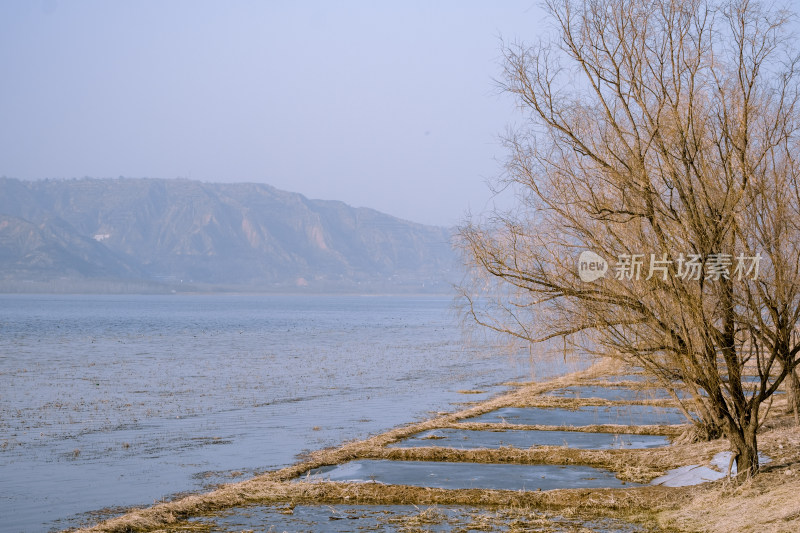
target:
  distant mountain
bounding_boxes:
[0,178,457,292]
[0,214,142,280]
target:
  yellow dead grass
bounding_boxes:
[450,421,684,436]
[662,475,800,533]
[659,425,800,532]
[83,480,688,533]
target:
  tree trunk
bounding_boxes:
[787,369,800,425]
[729,423,759,479]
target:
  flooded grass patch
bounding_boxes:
[460,405,688,426]
[166,503,653,532]
[75,476,686,532]
[78,358,800,532]
[542,385,676,402]
[300,459,640,490]
[73,359,690,532]
[389,428,671,450]
[449,421,684,437]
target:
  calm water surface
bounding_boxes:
[0,294,580,532]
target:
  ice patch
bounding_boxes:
[651,465,726,487]
[652,451,771,487]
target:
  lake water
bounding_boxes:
[0,294,581,532]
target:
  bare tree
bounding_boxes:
[459,0,800,477]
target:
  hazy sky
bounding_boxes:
[0,1,548,226]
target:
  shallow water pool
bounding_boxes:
[542,385,673,401]
[461,405,689,426]
[389,428,670,449]
[301,459,639,490]
[175,504,650,532]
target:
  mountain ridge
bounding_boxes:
[0,177,457,293]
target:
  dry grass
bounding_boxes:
[661,473,800,533]
[384,504,668,533]
[360,445,721,484]
[505,396,678,409]
[70,357,800,532]
[85,480,687,532]
[386,505,454,529]
[449,421,684,436]
[658,424,800,533]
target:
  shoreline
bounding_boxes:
[71,358,800,532]
[3,294,548,532]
